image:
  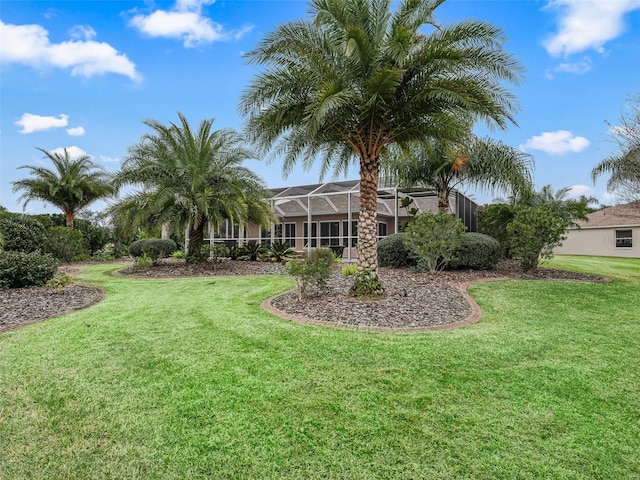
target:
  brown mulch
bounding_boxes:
[0,284,103,334]
[0,259,607,334]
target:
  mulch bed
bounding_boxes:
[0,259,607,334]
[0,284,104,334]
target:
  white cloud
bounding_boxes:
[50,146,88,158]
[129,0,253,48]
[68,25,96,41]
[554,58,592,75]
[66,126,85,136]
[99,155,120,163]
[0,20,141,81]
[567,184,594,198]
[520,130,590,155]
[544,0,640,56]
[15,113,69,134]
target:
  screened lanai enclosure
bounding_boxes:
[204,180,478,262]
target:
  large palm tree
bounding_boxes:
[12,148,114,228]
[592,94,640,202]
[384,135,533,212]
[114,113,274,256]
[240,0,523,282]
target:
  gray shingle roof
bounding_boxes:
[576,201,640,228]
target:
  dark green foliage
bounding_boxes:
[477,204,513,258]
[129,239,177,261]
[266,242,296,263]
[243,241,265,261]
[377,233,416,268]
[507,205,570,272]
[403,213,466,273]
[46,226,88,262]
[227,246,246,260]
[0,251,58,289]
[350,269,384,298]
[0,216,47,253]
[287,248,334,300]
[448,233,501,271]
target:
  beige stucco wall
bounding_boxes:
[554,226,640,258]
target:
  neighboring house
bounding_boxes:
[554,202,640,258]
[210,180,478,261]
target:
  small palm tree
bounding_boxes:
[12,148,114,228]
[384,135,533,212]
[240,0,523,283]
[114,113,274,257]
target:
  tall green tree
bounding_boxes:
[12,148,114,228]
[384,135,533,212]
[240,0,523,282]
[114,113,274,257]
[479,185,596,257]
[592,94,640,203]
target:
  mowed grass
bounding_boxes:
[1,257,639,479]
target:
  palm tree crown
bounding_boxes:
[114,113,273,254]
[384,134,533,212]
[240,0,523,282]
[12,148,114,228]
[592,94,640,201]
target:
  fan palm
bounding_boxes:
[12,148,114,228]
[114,113,273,257]
[384,135,533,212]
[240,0,523,282]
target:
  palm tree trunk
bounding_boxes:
[437,187,450,213]
[357,154,380,281]
[65,211,75,228]
[188,221,205,248]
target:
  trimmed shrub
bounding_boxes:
[46,226,89,262]
[403,212,465,273]
[448,233,501,271]
[0,217,47,253]
[377,233,416,268]
[129,239,177,261]
[507,205,570,272]
[0,251,58,289]
[287,248,334,300]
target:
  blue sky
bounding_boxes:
[2,0,640,215]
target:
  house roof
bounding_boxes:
[576,201,640,228]
[268,180,446,218]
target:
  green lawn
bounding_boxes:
[1,256,639,479]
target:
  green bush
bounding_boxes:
[46,226,89,262]
[403,212,465,273]
[46,272,73,289]
[448,233,501,271]
[287,248,334,300]
[341,264,357,276]
[0,216,47,253]
[266,242,296,263]
[377,233,416,268]
[507,205,570,272]
[350,268,383,298]
[129,239,177,262]
[0,251,58,289]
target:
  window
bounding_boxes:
[377,222,388,238]
[320,221,340,246]
[342,220,358,247]
[303,222,317,247]
[260,226,273,246]
[616,229,633,248]
[284,223,296,248]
